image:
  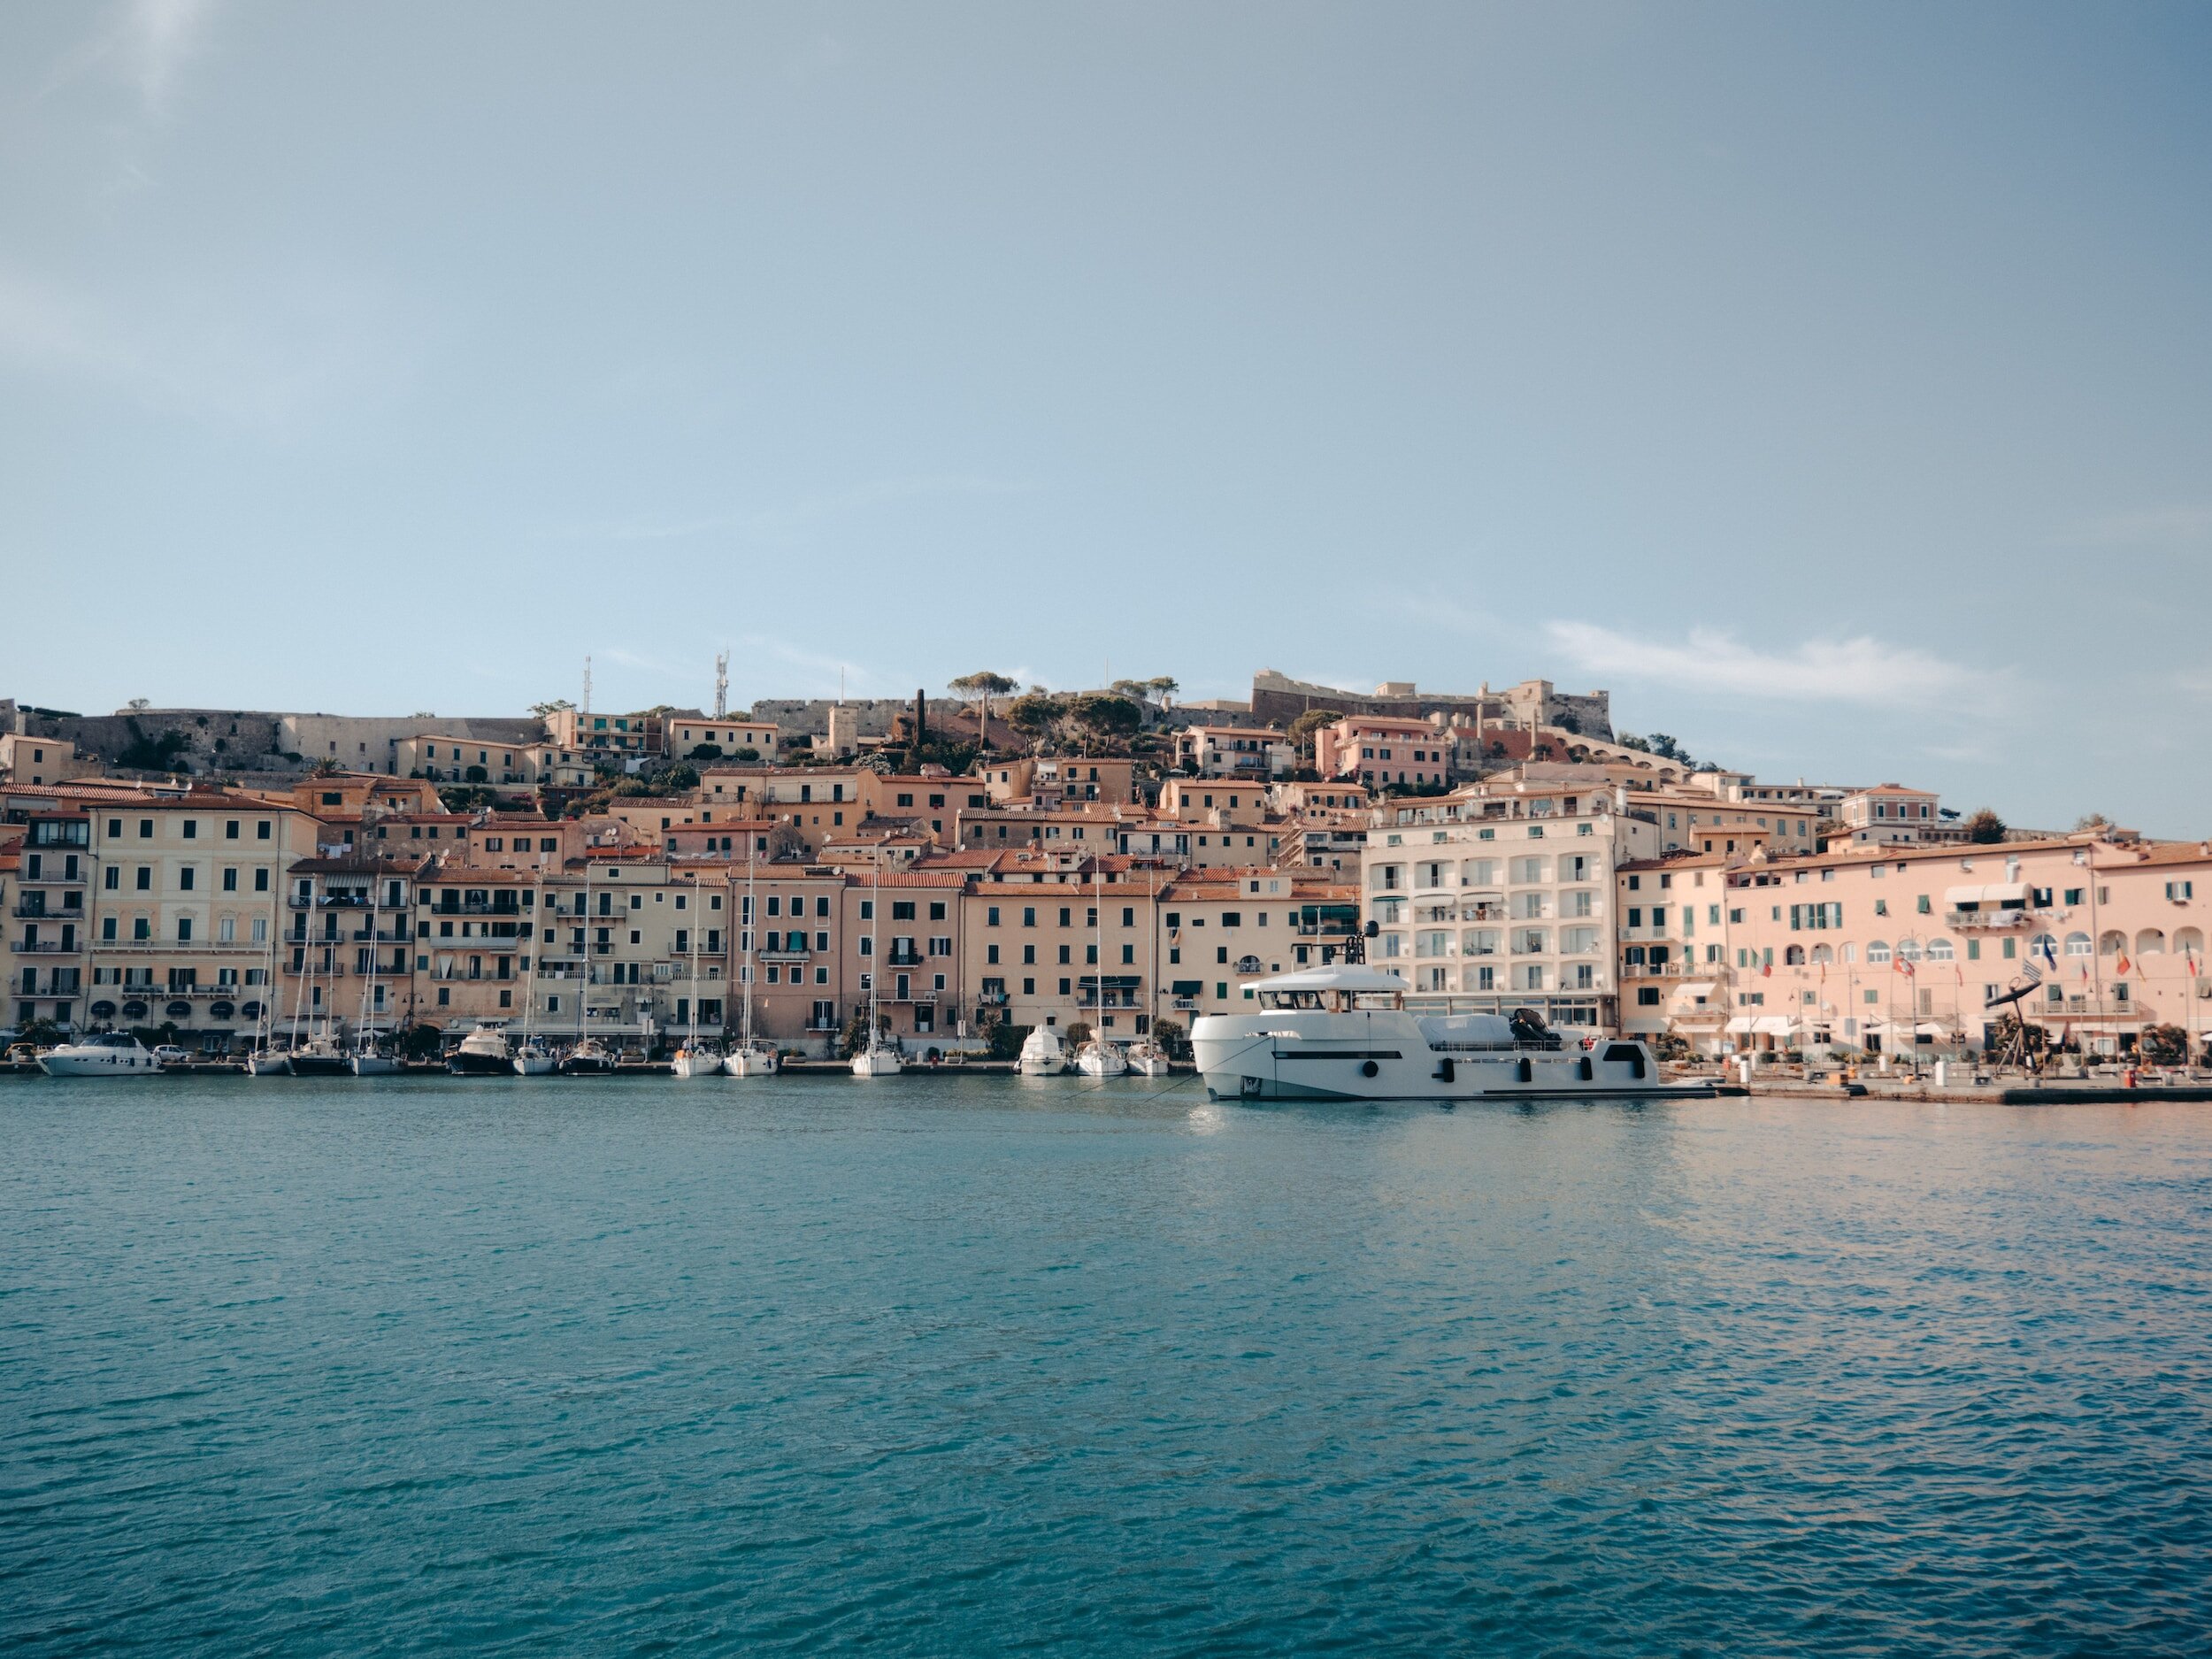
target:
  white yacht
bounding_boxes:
[1016,1025,1069,1076]
[39,1032,162,1077]
[1191,965,1713,1103]
[1074,1037,1128,1078]
[245,1048,292,1077]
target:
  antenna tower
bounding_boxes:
[714,651,729,719]
[582,656,593,716]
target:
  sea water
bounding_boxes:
[3,1076,2208,1655]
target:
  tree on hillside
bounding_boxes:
[1287,708,1343,759]
[1006,692,1066,742]
[949,672,1018,749]
[529,699,575,718]
[1067,694,1143,748]
[2075,812,2113,833]
[1962,808,2008,844]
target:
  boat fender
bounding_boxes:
[1361,1060,1379,1079]
[1578,1055,1594,1081]
[1517,1056,1533,1084]
[1433,1058,1455,1083]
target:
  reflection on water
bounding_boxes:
[2,1077,2208,1655]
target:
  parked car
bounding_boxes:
[150,1046,190,1067]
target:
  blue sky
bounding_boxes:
[4,2,2208,833]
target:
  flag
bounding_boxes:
[1900,957,1916,979]
[2187,949,2200,979]
[1761,959,1771,978]
[2039,935,2059,970]
[2116,951,2133,978]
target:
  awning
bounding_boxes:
[1171,980,1203,995]
[1725,1015,1799,1035]
[1678,981,1717,999]
[1945,881,2029,907]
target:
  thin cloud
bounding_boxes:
[2064,504,2212,554]
[1546,622,1977,709]
[42,0,219,115]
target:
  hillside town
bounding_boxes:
[4,666,2206,1071]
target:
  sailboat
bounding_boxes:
[560,856,616,1073]
[670,872,723,1077]
[351,873,399,1074]
[1073,855,1128,1077]
[288,894,349,1076]
[245,904,290,1075]
[850,849,902,1077]
[511,876,556,1075]
[724,861,779,1074]
[1125,871,1171,1075]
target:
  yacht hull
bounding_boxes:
[245,1052,292,1076]
[447,1054,514,1077]
[288,1056,352,1078]
[723,1048,779,1076]
[1193,1011,1714,1103]
[350,1056,400,1076]
[38,1050,160,1077]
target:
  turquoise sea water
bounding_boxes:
[2,1075,2208,1655]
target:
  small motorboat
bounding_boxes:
[722,1040,780,1077]
[447,1024,514,1076]
[1016,1025,1069,1076]
[558,1037,617,1076]
[38,1032,161,1077]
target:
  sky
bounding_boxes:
[3,1,2208,833]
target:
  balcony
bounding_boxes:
[424,902,522,918]
[16,868,87,886]
[885,949,925,967]
[1947,908,2041,930]
[12,938,82,954]
[13,901,85,918]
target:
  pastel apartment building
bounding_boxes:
[1617,833,2210,1059]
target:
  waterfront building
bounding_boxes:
[1364,778,1662,1032]
[278,855,427,1040]
[80,789,320,1051]
[546,706,666,766]
[1152,868,1361,1030]
[1617,833,2212,1060]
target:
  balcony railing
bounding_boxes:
[12,939,81,954]
[1947,908,2042,930]
[13,902,85,918]
[15,870,87,886]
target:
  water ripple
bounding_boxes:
[1,1080,2208,1655]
